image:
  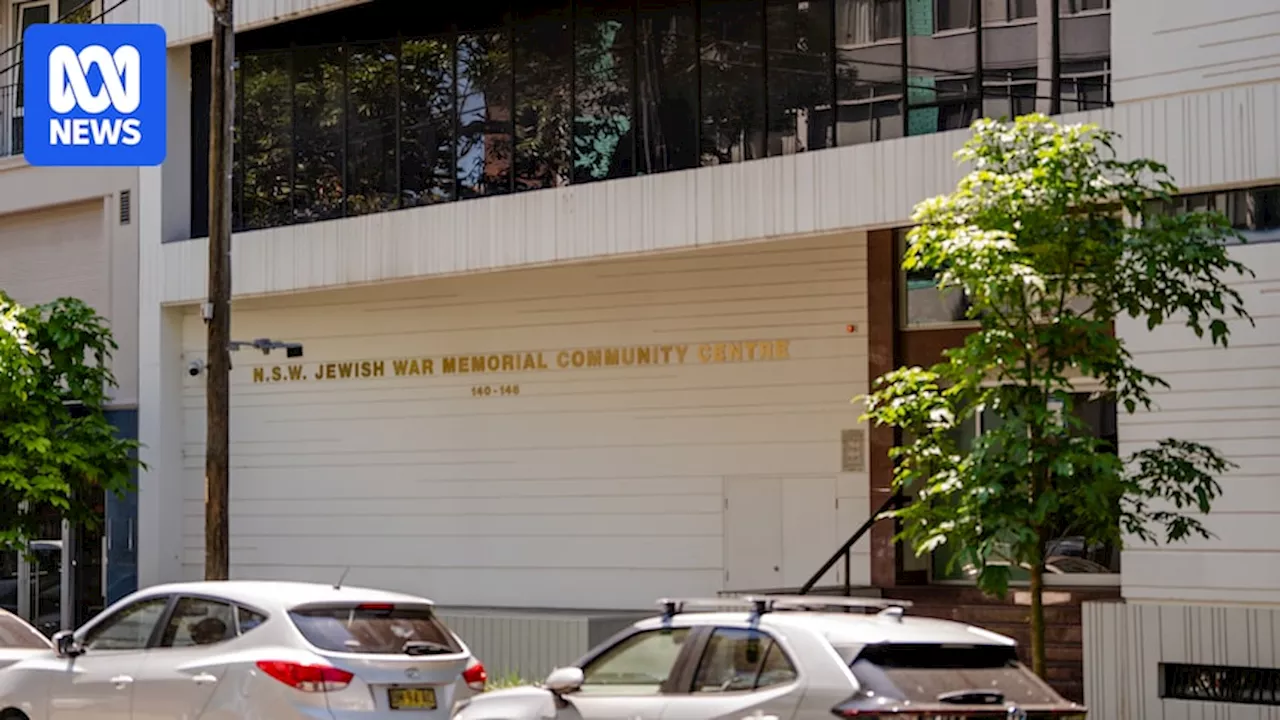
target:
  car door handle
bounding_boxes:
[192,673,218,685]
[111,675,134,687]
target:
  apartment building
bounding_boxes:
[0,0,141,635]
[20,0,1261,707]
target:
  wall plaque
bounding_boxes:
[841,428,866,473]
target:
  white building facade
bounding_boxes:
[0,0,143,634]
[116,0,1280,702]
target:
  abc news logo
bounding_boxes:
[48,44,143,147]
[23,23,166,167]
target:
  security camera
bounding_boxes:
[187,359,206,377]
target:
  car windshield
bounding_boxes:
[0,611,51,650]
[288,603,462,656]
[841,643,1062,706]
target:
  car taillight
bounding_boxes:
[256,660,354,692]
[463,658,488,692]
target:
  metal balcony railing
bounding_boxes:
[0,0,133,159]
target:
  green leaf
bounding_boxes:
[855,114,1251,680]
[0,291,142,548]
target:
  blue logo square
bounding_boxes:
[22,23,167,167]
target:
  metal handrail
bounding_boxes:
[797,491,904,596]
[0,0,135,76]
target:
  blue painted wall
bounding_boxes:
[103,409,139,604]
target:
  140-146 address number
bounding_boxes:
[472,384,520,397]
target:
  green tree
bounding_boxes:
[0,292,142,551]
[860,114,1252,678]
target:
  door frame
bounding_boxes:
[14,523,74,633]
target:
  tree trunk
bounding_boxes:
[1028,555,1047,678]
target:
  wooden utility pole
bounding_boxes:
[204,0,234,581]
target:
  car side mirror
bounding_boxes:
[52,630,83,658]
[543,667,585,695]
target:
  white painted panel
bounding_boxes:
[0,200,105,311]
[723,477,784,591]
[174,234,870,609]
[1085,601,1280,720]
[134,0,369,47]
[1112,0,1280,103]
[158,82,1280,305]
[1118,241,1280,604]
[781,477,837,589]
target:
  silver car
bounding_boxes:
[0,609,52,671]
[0,580,487,720]
[453,595,1087,720]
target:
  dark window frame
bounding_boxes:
[154,594,269,649]
[933,0,976,33]
[1147,184,1280,246]
[1064,0,1109,14]
[574,625,700,695]
[1006,0,1037,20]
[78,594,173,652]
[688,626,800,694]
[185,0,1112,241]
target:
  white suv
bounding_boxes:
[452,595,1087,720]
[0,580,487,720]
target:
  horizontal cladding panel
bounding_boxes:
[180,563,726,610]
[1123,549,1280,594]
[1112,0,1280,102]
[1118,244,1280,603]
[182,535,723,571]
[1121,513,1280,552]
[195,511,724,539]
[180,474,727,501]
[158,82,1280,304]
[135,0,369,46]
[1122,418,1280,444]
[178,235,869,607]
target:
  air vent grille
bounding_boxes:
[119,189,131,225]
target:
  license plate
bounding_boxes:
[388,687,437,710]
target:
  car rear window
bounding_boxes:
[845,643,1062,707]
[0,611,50,650]
[288,603,462,656]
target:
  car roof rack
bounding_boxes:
[657,594,913,619]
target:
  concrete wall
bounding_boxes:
[162,233,869,609]
[154,80,1280,305]
[1112,0,1280,103]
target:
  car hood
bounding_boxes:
[455,685,558,720]
[0,648,52,671]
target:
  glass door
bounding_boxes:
[0,549,17,616]
[25,537,62,636]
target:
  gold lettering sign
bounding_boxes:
[249,339,794,386]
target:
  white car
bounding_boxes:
[0,580,488,720]
[0,609,52,671]
[453,595,1087,720]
